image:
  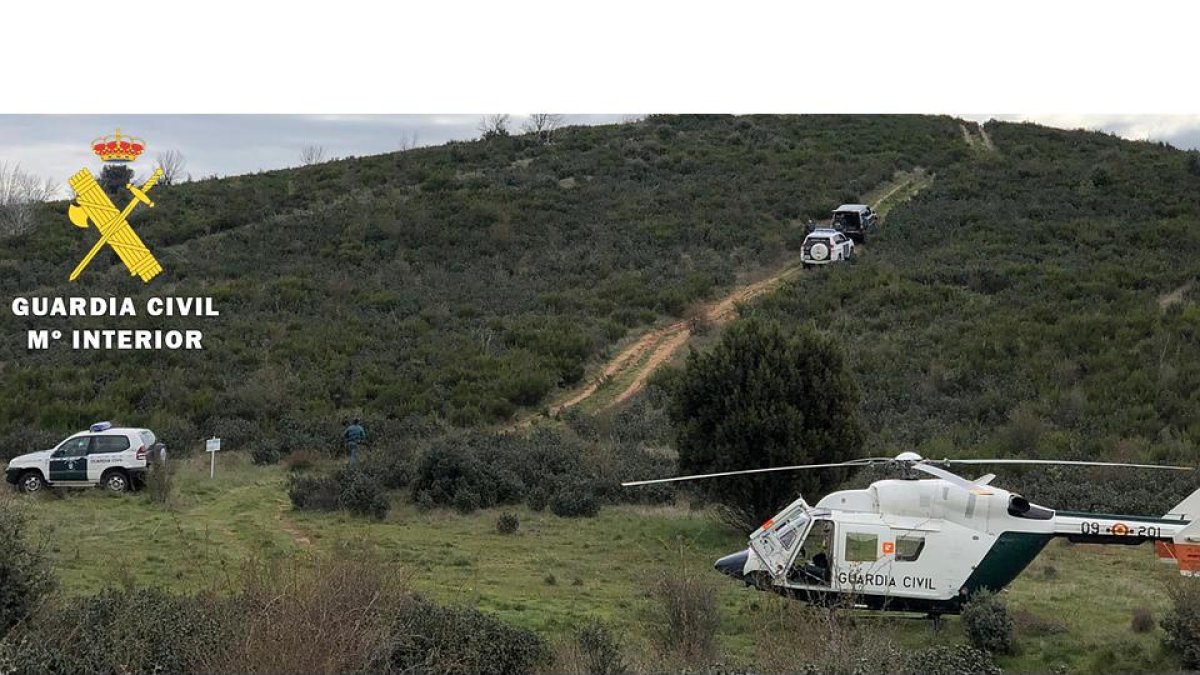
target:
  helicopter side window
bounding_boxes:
[895,534,925,562]
[844,532,878,562]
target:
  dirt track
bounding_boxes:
[515,169,932,426]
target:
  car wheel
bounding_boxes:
[102,470,129,493]
[18,471,44,493]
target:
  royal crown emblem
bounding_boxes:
[91,128,146,163]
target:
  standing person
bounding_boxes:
[343,418,365,463]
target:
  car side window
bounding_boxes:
[90,435,130,455]
[54,437,91,458]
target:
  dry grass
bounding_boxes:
[206,554,410,673]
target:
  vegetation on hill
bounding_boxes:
[0,115,966,455]
[750,121,1200,467]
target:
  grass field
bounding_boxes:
[11,452,1187,671]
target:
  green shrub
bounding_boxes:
[1163,580,1200,668]
[961,590,1015,654]
[336,467,390,520]
[287,473,341,511]
[0,498,54,639]
[358,446,414,489]
[249,439,282,465]
[662,318,864,528]
[496,512,520,534]
[385,596,551,674]
[551,483,600,518]
[0,588,237,674]
[410,438,521,511]
[527,486,549,512]
[453,489,483,514]
[574,618,628,675]
[901,644,1001,675]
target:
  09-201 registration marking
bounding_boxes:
[1079,521,1161,538]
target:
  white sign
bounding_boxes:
[206,437,221,479]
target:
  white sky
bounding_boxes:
[3,114,1198,198]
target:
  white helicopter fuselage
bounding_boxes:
[723,477,1198,613]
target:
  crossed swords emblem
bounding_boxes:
[67,167,164,282]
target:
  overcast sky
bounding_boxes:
[2,114,1198,196]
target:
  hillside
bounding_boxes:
[751,122,1200,466]
[6,116,1200,673]
[0,115,967,454]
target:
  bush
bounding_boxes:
[144,459,176,505]
[496,512,520,534]
[901,644,1001,675]
[961,590,1015,654]
[226,556,406,673]
[284,449,320,472]
[337,467,390,520]
[0,587,237,673]
[1163,580,1200,668]
[358,446,414,489]
[573,619,627,675]
[551,483,600,518]
[527,486,549,512]
[287,473,341,512]
[0,497,55,638]
[385,596,551,674]
[648,565,720,663]
[249,438,282,465]
[1132,606,1155,633]
[410,439,520,512]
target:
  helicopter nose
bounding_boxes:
[714,549,750,580]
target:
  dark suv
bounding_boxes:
[831,204,877,243]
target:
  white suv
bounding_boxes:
[802,228,855,266]
[4,422,163,493]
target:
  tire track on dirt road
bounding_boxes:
[515,169,933,426]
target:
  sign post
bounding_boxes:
[206,437,221,479]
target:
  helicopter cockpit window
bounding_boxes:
[895,534,925,562]
[844,532,878,562]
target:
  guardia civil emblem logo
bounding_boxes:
[67,129,164,282]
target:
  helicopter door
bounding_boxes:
[748,499,810,580]
[788,519,835,586]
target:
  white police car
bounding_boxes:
[801,228,855,266]
[4,422,162,493]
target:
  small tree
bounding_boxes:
[98,164,135,202]
[665,318,864,528]
[522,113,564,144]
[300,145,327,165]
[0,163,56,235]
[478,114,511,139]
[398,131,420,152]
[156,150,187,186]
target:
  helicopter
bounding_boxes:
[623,452,1200,615]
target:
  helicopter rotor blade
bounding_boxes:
[910,462,990,492]
[937,459,1194,471]
[620,457,892,487]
